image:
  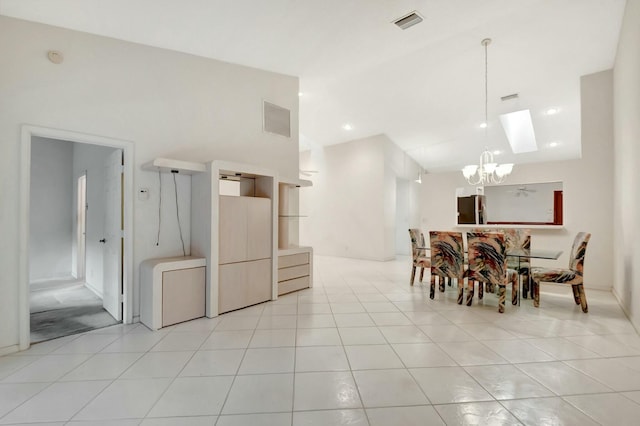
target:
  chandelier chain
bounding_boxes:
[461,38,514,186]
[484,38,488,148]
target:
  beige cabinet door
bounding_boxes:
[246,258,272,306]
[247,197,272,261]
[219,195,248,264]
[218,259,271,314]
[162,267,206,327]
[218,262,246,314]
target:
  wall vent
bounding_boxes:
[501,93,519,101]
[393,11,423,30]
[263,101,291,138]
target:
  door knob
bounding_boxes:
[99,238,106,243]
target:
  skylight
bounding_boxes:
[499,109,538,153]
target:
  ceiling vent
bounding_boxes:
[393,11,423,30]
[501,93,519,101]
[263,101,291,138]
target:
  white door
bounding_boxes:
[102,149,123,321]
[76,174,87,279]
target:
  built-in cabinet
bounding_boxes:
[278,248,312,295]
[218,195,272,313]
[140,256,206,330]
[191,160,278,317]
[141,158,314,322]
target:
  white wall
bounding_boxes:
[613,0,640,330]
[299,134,421,260]
[299,135,386,260]
[420,69,614,290]
[71,142,118,297]
[29,137,73,282]
[0,16,299,352]
[395,179,411,256]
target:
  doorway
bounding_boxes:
[29,138,123,342]
[19,125,134,350]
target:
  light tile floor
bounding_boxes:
[2,255,640,425]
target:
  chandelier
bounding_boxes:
[462,38,513,186]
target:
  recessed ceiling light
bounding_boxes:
[549,141,559,147]
[545,107,559,115]
[298,92,303,97]
[493,150,501,155]
[342,123,353,131]
[479,122,488,129]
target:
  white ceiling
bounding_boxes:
[0,0,627,172]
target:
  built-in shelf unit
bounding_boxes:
[277,177,313,295]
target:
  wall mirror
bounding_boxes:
[456,181,563,225]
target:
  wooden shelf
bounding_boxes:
[142,158,206,175]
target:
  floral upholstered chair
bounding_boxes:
[472,228,531,297]
[408,229,431,286]
[465,232,519,313]
[429,231,465,302]
[530,232,591,313]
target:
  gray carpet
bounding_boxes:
[30,281,119,343]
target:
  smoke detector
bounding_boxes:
[47,50,64,64]
[393,11,423,30]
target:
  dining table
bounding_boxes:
[417,246,563,305]
[506,248,563,304]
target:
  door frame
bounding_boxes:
[18,125,134,350]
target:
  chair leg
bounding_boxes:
[457,278,464,305]
[522,274,533,299]
[533,279,540,308]
[448,277,452,287]
[410,266,416,286]
[498,284,506,313]
[466,280,475,306]
[478,282,484,300]
[512,276,518,305]
[571,285,581,305]
[429,275,436,300]
[578,284,588,313]
[439,277,445,292]
[419,267,425,283]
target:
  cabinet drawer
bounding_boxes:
[278,253,309,269]
[278,264,310,282]
[278,275,310,296]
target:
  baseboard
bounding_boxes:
[84,282,103,299]
[612,287,640,334]
[0,344,20,356]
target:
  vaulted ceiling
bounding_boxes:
[0,0,627,172]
